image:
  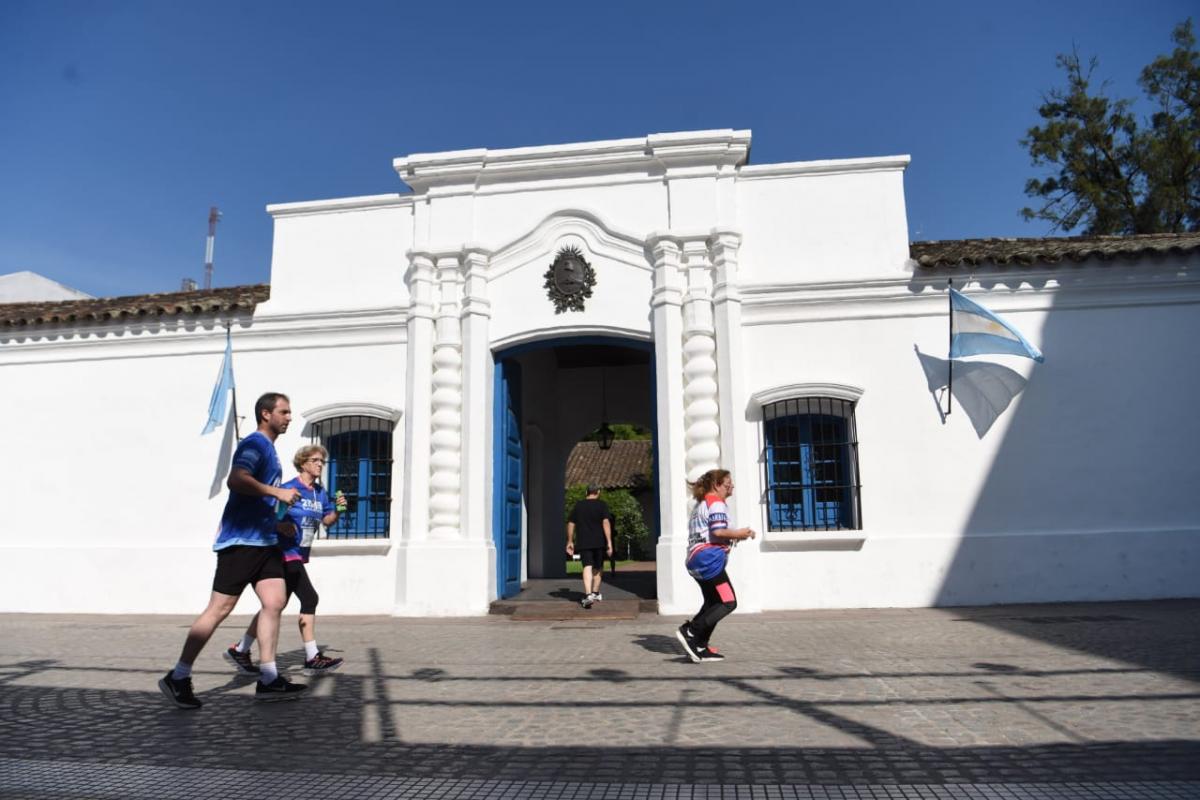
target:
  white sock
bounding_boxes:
[235,634,255,654]
[259,661,278,684]
[304,640,320,660]
[171,661,191,680]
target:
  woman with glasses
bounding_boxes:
[226,444,344,675]
[675,468,756,662]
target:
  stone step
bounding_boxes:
[501,599,641,621]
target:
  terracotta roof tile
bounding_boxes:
[0,284,270,329]
[565,440,653,490]
[910,232,1200,269]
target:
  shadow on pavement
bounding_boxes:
[3,657,1198,786]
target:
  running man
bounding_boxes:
[158,392,308,707]
[226,444,344,676]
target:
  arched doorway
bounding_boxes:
[492,337,657,598]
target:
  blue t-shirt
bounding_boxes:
[278,477,334,563]
[213,431,282,551]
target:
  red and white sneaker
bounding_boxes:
[303,653,344,676]
[224,645,259,675]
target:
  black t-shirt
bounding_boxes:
[569,498,611,549]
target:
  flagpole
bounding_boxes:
[226,323,241,440]
[946,278,953,416]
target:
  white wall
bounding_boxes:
[264,196,413,316]
[735,260,1200,609]
[737,158,911,283]
[0,299,408,614]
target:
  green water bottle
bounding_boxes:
[274,496,291,521]
[335,490,347,514]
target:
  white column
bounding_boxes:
[711,230,744,486]
[681,238,721,480]
[398,248,495,616]
[401,254,436,546]
[429,255,464,541]
[649,235,693,614]
[710,228,759,612]
[459,247,496,599]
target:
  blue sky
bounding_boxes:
[1,1,1192,298]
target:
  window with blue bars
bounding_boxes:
[310,415,393,539]
[762,397,862,531]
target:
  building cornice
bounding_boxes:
[739,264,1200,326]
[0,306,408,364]
[738,155,910,180]
[394,129,752,193]
[266,194,413,218]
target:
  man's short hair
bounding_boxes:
[586,484,601,495]
[255,392,289,425]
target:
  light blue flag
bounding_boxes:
[949,288,1045,363]
[201,332,235,435]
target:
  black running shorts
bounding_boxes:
[212,545,285,596]
[579,547,607,570]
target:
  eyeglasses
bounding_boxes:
[306,458,326,464]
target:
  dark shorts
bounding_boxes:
[579,547,607,570]
[212,545,284,596]
[283,559,319,614]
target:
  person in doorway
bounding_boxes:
[675,469,756,662]
[565,484,613,609]
[158,392,307,708]
[225,444,344,677]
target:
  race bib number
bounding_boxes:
[299,520,319,549]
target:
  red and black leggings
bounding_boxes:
[690,569,737,646]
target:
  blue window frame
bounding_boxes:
[763,397,861,531]
[311,415,393,539]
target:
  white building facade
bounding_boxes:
[3,129,1198,616]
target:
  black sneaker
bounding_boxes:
[674,624,703,663]
[698,646,725,662]
[255,676,307,702]
[158,671,202,709]
[303,653,344,676]
[224,645,260,675]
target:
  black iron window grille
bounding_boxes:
[762,397,862,531]
[309,415,394,539]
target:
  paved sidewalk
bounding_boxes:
[2,600,1198,799]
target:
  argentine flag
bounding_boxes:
[949,288,1044,363]
[201,333,235,434]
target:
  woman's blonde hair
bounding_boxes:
[293,444,328,471]
[687,469,731,502]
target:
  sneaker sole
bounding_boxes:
[303,663,343,677]
[254,689,307,702]
[674,628,702,663]
[223,650,260,675]
[157,678,201,710]
[698,654,725,662]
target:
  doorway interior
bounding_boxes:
[492,337,658,600]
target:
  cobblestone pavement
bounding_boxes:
[1,600,1198,799]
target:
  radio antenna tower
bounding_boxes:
[204,206,222,290]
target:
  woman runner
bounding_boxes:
[675,468,755,662]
